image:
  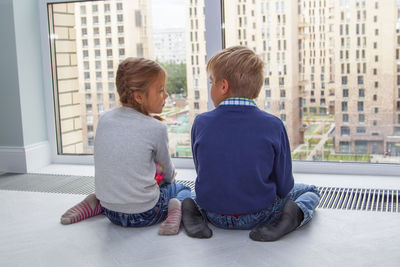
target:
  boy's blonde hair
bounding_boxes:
[116,57,166,115]
[207,46,264,99]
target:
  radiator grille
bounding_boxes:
[1,174,399,213]
[318,187,400,212]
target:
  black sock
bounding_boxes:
[182,198,212,239]
[249,200,303,242]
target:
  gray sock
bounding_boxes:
[182,198,212,239]
[249,200,303,242]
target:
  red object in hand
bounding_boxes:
[155,172,165,184]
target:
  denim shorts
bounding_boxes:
[205,183,320,230]
[103,182,191,227]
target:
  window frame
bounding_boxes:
[39,0,400,175]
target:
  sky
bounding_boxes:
[152,0,186,30]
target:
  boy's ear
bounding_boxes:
[220,78,230,96]
[133,91,144,104]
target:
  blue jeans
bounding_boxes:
[103,183,191,227]
[205,183,320,230]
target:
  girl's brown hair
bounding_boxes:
[116,57,166,115]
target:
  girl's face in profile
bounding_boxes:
[144,73,168,114]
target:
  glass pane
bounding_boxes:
[47,0,206,157]
[223,0,400,164]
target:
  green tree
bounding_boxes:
[159,62,187,95]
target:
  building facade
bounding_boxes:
[74,0,153,152]
[154,28,186,64]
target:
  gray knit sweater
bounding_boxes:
[94,107,175,214]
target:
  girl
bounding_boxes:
[61,57,191,235]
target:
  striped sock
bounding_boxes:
[60,193,103,225]
[158,198,182,235]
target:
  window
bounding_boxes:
[136,43,143,57]
[342,76,347,85]
[96,72,102,81]
[355,140,368,154]
[342,101,348,112]
[359,114,365,123]
[97,104,104,113]
[109,93,115,101]
[343,114,349,123]
[106,38,112,47]
[107,60,113,70]
[357,76,363,86]
[82,39,88,48]
[108,71,114,80]
[42,0,400,168]
[135,10,142,27]
[46,0,196,157]
[108,82,114,92]
[107,49,112,57]
[86,104,92,113]
[358,101,364,112]
[341,127,350,136]
[118,26,124,34]
[104,3,110,12]
[356,127,366,134]
[339,141,351,153]
[105,15,111,24]
[96,82,102,91]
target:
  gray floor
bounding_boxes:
[1,170,400,267]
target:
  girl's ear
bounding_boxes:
[133,91,144,104]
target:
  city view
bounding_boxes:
[48,0,400,164]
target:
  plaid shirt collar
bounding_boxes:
[219,97,257,107]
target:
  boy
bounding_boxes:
[182,46,320,241]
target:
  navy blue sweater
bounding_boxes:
[191,105,294,214]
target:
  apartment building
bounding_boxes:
[74,0,153,153]
[154,28,186,64]
[186,0,208,127]
[186,0,305,150]
[333,0,400,155]
[186,0,400,155]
